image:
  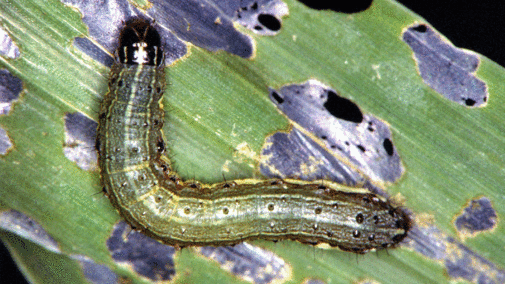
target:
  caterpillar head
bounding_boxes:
[117,18,164,66]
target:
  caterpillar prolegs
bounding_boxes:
[96,19,411,253]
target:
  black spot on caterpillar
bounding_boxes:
[96,18,411,253]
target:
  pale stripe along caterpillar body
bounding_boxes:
[96,19,411,253]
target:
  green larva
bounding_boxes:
[96,18,411,253]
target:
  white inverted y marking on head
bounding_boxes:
[133,42,149,64]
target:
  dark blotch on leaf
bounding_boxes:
[383,138,394,156]
[258,14,281,31]
[412,24,427,33]
[298,0,372,13]
[271,91,284,104]
[323,91,363,123]
[464,98,476,106]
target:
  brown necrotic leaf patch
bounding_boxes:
[402,24,488,107]
[106,221,176,281]
[197,243,291,284]
[454,197,497,239]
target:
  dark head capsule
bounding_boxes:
[117,19,164,66]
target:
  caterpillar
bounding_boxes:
[96,18,411,254]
